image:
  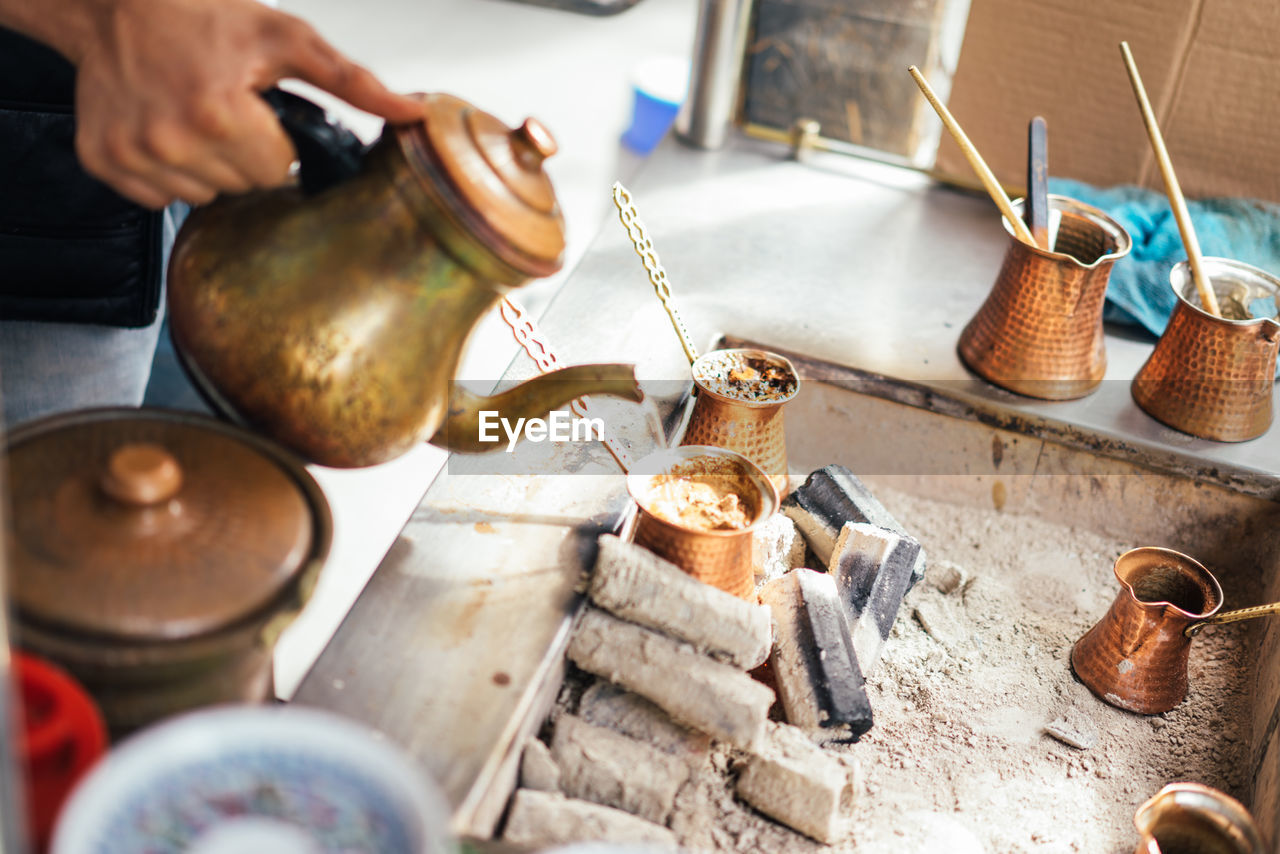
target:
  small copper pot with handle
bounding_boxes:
[1132,257,1280,442]
[1073,546,1280,715]
[957,195,1132,400]
[4,409,332,738]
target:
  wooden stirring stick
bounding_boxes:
[1026,116,1050,249]
[1119,41,1221,317]
[909,65,1040,248]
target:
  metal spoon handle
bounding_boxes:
[499,296,633,473]
[1185,602,1280,636]
[612,182,700,365]
[1026,116,1050,249]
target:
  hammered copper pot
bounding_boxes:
[1071,547,1222,715]
[681,349,799,498]
[628,446,779,600]
[4,409,332,738]
[957,195,1132,400]
[1132,258,1280,442]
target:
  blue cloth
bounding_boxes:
[1049,177,1280,337]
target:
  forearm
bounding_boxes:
[0,0,112,65]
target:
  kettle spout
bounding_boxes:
[430,364,643,453]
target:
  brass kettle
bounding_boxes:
[167,91,642,468]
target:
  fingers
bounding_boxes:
[76,93,295,209]
[269,20,423,123]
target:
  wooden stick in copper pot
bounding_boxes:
[908,65,1040,249]
[1119,41,1221,317]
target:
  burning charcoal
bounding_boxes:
[590,535,771,669]
[567,608,774,751]
[829,522,922,675]
[759,570,873,742]
[519,737,560,792]
[578,680,712,767]
[782,465,927,587]
[550,714,690,825]
[751,514,807,584]
[735,721,857,844]
[503,789,678,849]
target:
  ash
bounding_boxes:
[556,486,1252,853]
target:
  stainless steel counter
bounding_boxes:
[292,131,1280,839]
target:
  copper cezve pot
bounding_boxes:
[681,348,799,499]
[957,195,1131,400]
[4,409,332,738]
[167,90,642,468]
[1133,783,1265,854]
[1132,257,1280,442]
[1072,547,1280,715]
[628,445,779,600]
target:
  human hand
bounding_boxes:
[66,0,423,208]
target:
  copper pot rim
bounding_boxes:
[626,445,780,539]
[1169,257,1280,332]
[1113,546,1224,620]
[1134,782,1264,850]
[1004,194,1133,268]
[690,348,800,409]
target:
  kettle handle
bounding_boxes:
[262,87,367,195]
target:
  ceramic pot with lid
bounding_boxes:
[4,409,332,738]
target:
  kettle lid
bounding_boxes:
[4,409,330,642]
[399,93,566,279]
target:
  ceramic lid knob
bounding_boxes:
[100,443,183,506]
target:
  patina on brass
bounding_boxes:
[1132,258,1280,443]
[4,409,332,737]
[681,348,799,498]
[168,93,642,468]
[1133,783,1265,854]
[628,446,779,600]
[957,195,1131,400]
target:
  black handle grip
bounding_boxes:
[262,87,366,195]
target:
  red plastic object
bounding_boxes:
[15,652,108,852]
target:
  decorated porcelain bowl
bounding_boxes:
[51,705,453,854]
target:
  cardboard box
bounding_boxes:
[934,0,1280,201]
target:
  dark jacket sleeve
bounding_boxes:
[0,27,163,328]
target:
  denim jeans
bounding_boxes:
[0,202,186,428]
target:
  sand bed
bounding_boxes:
[557,484,1255,853]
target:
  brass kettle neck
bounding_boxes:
[429,364,642,453]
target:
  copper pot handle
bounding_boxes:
[1186,602,1280,637]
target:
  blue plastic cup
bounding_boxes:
[621,56,689,155]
